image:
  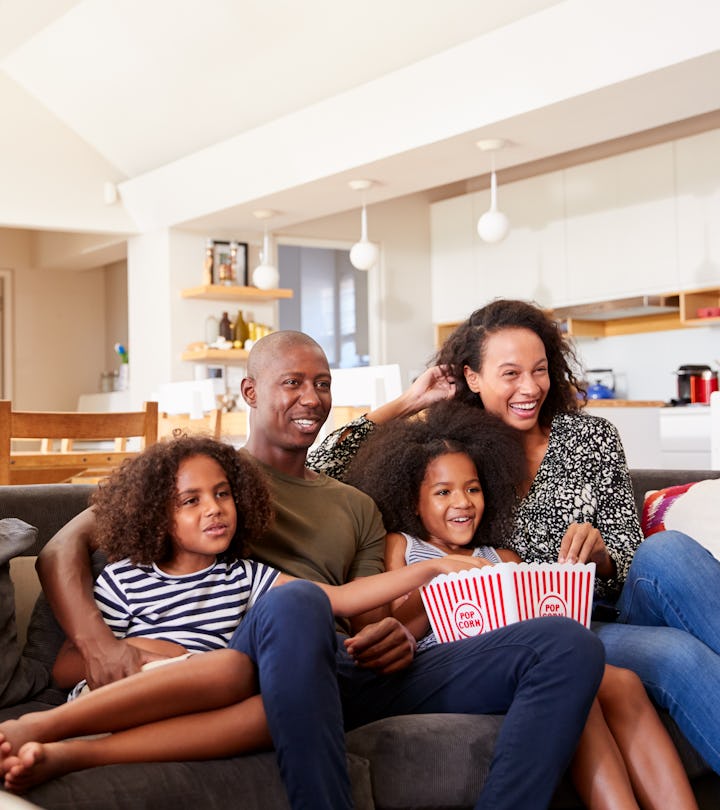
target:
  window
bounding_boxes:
[277,245,368,368]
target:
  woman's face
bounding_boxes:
[463,327,549,432]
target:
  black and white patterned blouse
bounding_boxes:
[504,412,642,599]
[308,411,642,600]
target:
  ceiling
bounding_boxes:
[1,0,719,246]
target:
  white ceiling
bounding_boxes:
[1,0,719,243]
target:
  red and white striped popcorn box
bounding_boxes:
[420,566,510,643]
[509,562,595,628]
[420,563,595,643]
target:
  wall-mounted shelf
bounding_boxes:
[181,348,249,364]
[181,284,293,301]
[435,286,720,345]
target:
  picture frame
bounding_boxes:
[212,240,248,286]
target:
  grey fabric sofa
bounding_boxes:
[1,472,719,810]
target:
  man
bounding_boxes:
[38,331,605,810]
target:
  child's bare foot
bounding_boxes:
[0,719,37,769]
[3,741,74,793]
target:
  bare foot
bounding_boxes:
[4,741,74,793]
[0,719,37,770]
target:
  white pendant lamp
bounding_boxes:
[348,179,379,271]
[252,209,280,290]
[476,139,510,244]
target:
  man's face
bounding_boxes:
[246,344,332,452]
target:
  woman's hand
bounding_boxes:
[558,523,616,577]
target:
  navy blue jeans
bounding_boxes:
[597,530,720,774]
[230,580,604,810]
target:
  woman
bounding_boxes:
[308,298,720,775]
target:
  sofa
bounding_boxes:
[1,470,719,810]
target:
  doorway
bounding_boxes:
[277,245,369,368]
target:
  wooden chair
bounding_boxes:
[159,409,222,440]
[0,401,159,485]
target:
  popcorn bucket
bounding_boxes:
[420,563,595,643]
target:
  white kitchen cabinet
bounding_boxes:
[659,406,712,469]
[475,172,567,308]
[564,143,678,302]
[584,406,663,469]
[675,128,720,292]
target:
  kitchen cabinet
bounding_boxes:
[476,172,567,308]
[675,129,720,290]
[180,284,293,365]
[564,143,678,301]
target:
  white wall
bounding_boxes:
[574,327,719,402]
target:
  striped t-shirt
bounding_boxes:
[94,556,280,652]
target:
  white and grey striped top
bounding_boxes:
[94,556,280,652]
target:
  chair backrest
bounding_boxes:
[159,409,222,440]
[0,401,159,485]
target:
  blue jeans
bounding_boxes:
[231,580,605,810]
[596,530,720,774]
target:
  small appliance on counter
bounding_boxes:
[585,368,616,400]
[673,364,719,405]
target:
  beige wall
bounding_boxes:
[0,227,113,410]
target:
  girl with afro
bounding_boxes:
[0,434,487,794]
[346,401,698,810]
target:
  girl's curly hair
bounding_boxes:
[90,435,273,566]
[435,299,585,427]
[346,400,526,547]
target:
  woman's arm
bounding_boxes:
[307,367,455,480]
[275,554,487,618]
[37,507,144,688]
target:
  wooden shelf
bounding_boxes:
[181,284,293,301]
[435,286,720,344]
[181,348,249,364]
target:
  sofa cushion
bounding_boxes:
[0,518,50,707]
[14,751,374,810]
[641,478,720,561]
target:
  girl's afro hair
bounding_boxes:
[346,400,526,547]
[90,435,273,566]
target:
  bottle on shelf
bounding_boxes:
[202,238,214,285]
[233,309,249,346]
[219,311,232,341]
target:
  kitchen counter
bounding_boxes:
[581,399,667,407]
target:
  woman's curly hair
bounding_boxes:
[346,400,526,547]
[435,299,585,427]
[90,435,273,566]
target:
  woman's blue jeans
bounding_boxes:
[230,579,604,810]
[596,530,720,774]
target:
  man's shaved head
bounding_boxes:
[247,331,326,379]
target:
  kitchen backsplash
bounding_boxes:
[572,325,718,402]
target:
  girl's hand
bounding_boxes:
[558,523,616,577]
[440,555,492,573]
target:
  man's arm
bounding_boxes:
[36,506,144,688]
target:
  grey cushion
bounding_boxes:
[0,519,49,707]
[15,752,374,810]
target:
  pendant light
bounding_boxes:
[252,209,280,290]
[349,179,379,271]
[476,139,510,244]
